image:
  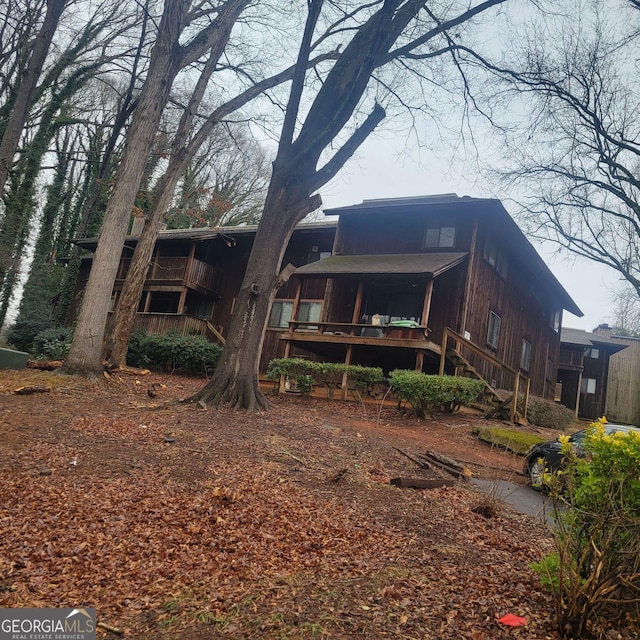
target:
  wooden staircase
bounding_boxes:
[440,327,529,424]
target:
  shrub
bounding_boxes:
[32,327,73,360]
[5,318,52,352]
[533,418,640,637]
[526,395,576,431]
[126,330,222,376]
[389,370,485,418]
[265,358,385,399]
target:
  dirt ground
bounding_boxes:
[0,369,598,638]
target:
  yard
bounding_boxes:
[1,369,568,639]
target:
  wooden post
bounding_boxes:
[575,370,583,418]
[522,375,530,421]
[415,350,424,372]
[291,280,303,324]
[185,242,196,285]
[341,345,353,400]
[143,291,152,312]
[460,222,478,336]
[510,370,520,423]
[439,328,449,376]
[421,279,434,329]
[351,282,364,335]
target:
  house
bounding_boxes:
[557,327,627,421]
[590,324,640,425]
[74,193,582,413]
[277,195,581,409]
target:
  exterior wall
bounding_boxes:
[456,226,561,398]
[579,349,610,421]
[596,332,640,425]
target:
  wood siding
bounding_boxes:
[604,337,640,425]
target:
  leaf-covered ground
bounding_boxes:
[1,370,564,638]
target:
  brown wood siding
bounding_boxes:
[336,211,474,255]
[605,337,640,425]
[580,352,609,420]
[457,231,559,397]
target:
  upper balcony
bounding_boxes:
[115,256,223,295]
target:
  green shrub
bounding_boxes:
[389,370,485,418]
[126,330,222,376]
[526,395,577,431]
[534,418,640,637]
[6,318,52,352]
[32,327,73,360]
[266,358,385,399]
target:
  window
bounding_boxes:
[268,301,321,328]
[581,377,597,395]
[550,309,561,333]
[269,301,293,328]
[487,311,501,349]
[521,339,532,372]
[483,236,508,277]
[424,226,456,248]
[585,348,600,359]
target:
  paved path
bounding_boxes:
[472,478,563,526]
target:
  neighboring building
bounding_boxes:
[558,327,627,421]
[73,194,582,404]
[591,324,640,425]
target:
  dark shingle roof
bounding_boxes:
[294,252,468,277]
[561,327,627,354]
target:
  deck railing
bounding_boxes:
[286,320,430,340]
[116,257,222,293]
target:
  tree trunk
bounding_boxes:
[62,1,185,375]
[106,152,188,366]
[0,0,65,198]
[188,173,318,411]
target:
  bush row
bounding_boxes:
[265,358,385,398]
[127,330,222,376]
[22,327,222,377]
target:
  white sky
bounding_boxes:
[317,134,617,334]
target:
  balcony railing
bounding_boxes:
[116,256,222,293]
[285,320,430,340]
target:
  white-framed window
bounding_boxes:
[550,309,561,333]
[423,226,456,249]
[581,377,597,394]
[268,301,322,328]
[521,338,532,372]
[483,236,508,278]
[585,348,600,359]
[487,311,501,349]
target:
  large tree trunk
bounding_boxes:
[62,1,184,375]
[188,173,319,411]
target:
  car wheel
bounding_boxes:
[527,455,548,491]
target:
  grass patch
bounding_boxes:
[473,426,546,455]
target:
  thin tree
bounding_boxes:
[481,0,640,298]
[63,0,252,375]
[188,0,507,411]
[0,0,67,198]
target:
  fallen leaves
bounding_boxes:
[0,370,566,639]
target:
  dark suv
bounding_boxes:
[523,423,640,491]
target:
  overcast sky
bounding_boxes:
[317,133,616,334]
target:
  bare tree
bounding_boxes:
[187,0,507,411]
[63,0,252,375]
[0,0,66,198]
[482,0,640,298]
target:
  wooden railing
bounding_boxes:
[125,313,224,344]
[116,257,222,293]
[286,321,430,340]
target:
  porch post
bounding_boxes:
[421,279,434,329]
[184,242,196,286]
[143,291,152,312]
[575,370,583,418]
[511,371,520,423]
[351,282,364,335]
[341,345,353,400]
[415,350,424,372]
[177,288,187,314]
[291,280,303,323]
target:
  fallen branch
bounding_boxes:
[96,621,123,635]
[13,385,51,395]
[393,447,431,470]
[390,477,455,490]
[27,359,63,370]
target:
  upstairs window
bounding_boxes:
[521,339,532,373]
[424,226,456,249]
[483,236,508,278]
[550,309,561,333]
[487,311,501,349]
[585,348,600,359]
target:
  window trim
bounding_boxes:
[268,299,322,329]
[423,225,456,249]
[521,338,532,373]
